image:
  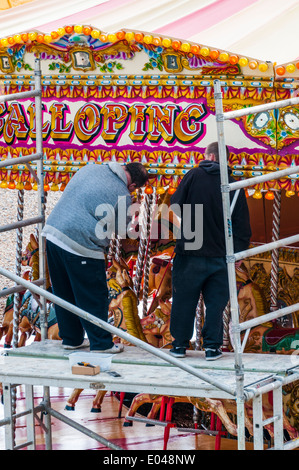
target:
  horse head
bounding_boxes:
[107,257,147,344]
[140,299,173,348]
[22,233,38,269]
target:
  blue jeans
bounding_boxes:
[46,240,114,350]
[170,254,229,349]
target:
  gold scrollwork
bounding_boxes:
[0,53,14,73]
[70,46,95,71]
[161,52,183,73]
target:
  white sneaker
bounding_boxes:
[92,344,124,354]
[63,339,90,350]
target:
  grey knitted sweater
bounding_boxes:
[42,162,131,259]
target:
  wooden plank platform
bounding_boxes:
[1,341,296,399]
[5,339,296,375]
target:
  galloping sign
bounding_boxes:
[0,99,209,150]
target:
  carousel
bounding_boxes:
[0,6,298,452]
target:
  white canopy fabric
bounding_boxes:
[0,0,298,65]
[0,0,108,37]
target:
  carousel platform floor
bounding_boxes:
[0,341,297,450]
[0,385,262,451]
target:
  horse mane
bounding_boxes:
[250,284,268,317]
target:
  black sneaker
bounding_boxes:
[205,348,223,361]
[169,347,186,358]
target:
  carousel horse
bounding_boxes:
[66,256,148,412]
[18,233,60,346]
[146,255,172,314]
[0,269,31,348]
[107,257,147,343]
[150,191,180,258]
[21,233,51,290]
[127,253,173,349]
[234,263,299,354]
[140,298,173,348]
[123,393,247,435]
[123,389,299,442]
[66,256,174,411]
[65,387,108,413]
[18,291,60,346]
[119,191,180,263]
[236,263,269,325]
[0,230,58,346]
[107,256,173,348]
[284,381,299,433]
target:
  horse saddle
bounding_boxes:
[151,256,172,273]
[264,327,299,346]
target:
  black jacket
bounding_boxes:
[170,160,251,257]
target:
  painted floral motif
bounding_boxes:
[95,60,123,73]
[141,45,164,71]
[48,62,71,73]
[7,45,33,72]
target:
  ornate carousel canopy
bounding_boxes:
[0,0,298,245]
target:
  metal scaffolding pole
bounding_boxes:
[222,95,299,121]
[234,234,299,261]
[214,80,246,450]
[0,89,40,103]
[239,302,299,331]
[0,153,42,169]
[34,58,47,342]
[229,166,299,191]
[33,57,52,450]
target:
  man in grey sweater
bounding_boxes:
[42,162,148,353]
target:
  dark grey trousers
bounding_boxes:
[170,254,229,349]
[46,240,114,350]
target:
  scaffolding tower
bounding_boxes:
[0,58,46,342]
[0,58,53,449]
[214,79,299,450]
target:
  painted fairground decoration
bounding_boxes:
[0,99,209,147]
[0,25,298,194]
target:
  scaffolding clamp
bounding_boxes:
[221,184,231,193]
[215,113,225,121]
[230,326,241,338]
[226,254,236,264]
[214,91,223,100]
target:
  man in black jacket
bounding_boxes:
[169,142,251,360]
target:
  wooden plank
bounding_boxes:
[4,340,296,375]
[0,354,276,400]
